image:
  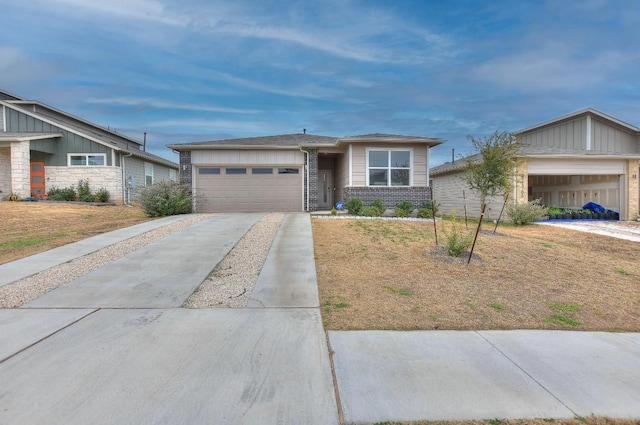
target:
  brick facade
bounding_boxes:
[307,149,318,211]
[179,151,192,191]
[343,186,432,208]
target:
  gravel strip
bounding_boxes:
[183,212,284,309]
[0,214,215,308]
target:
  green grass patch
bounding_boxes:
[488,302,505,312]
[0,238,46,249]
[545,302,582,327]
[323,296,349,313]
[548,302,581,315]
[617,268,629,276]
[541,242,554,248]
[545,314,581,327]
[382,285,412,296]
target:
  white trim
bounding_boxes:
[365,147,413,186]
[426,146,430,186]
[2,105,5,132]
[144,162,154,186]
[348,144,353,186]
[67,153,107,166]
[586,114,592,151]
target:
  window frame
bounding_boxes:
[67,153,107,167]
[144,162,153,186]
[365,148,412,187]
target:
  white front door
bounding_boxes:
[318,170,333,209]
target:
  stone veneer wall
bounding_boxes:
[343,186,432,208]
[11,141,30,198]
[45,166,123,203]
[626,159,639,220]
[0,147,10,198]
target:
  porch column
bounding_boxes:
[10,140,30,198]
[514,161,529,204]
[625,159,639,221]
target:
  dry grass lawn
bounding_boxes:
[312,218,640,331]
[0,202,152,265]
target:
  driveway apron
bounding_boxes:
[1,213,340,425]
[22,213,263,308]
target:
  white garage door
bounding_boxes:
[195,166,302,212]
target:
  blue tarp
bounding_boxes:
[583,202,605,213]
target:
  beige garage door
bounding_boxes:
[195,166,302,212]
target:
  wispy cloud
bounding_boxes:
[86,97,260,114]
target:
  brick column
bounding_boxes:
[626,159,639,221]
[10,141,30,198]
[179,151,192,192]
[307,149,318,211]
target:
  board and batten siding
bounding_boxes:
[4,108,113,166]
[191,149,304,166]
[591,119,638,154]
[521,117,587,151]
[432,172,504,220]
[349,144,428,186]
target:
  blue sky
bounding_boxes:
[1,0,639,166]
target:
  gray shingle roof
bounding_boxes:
[173,133,338,148]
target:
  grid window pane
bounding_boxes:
[391,151,410,168]
[369,151,388,167]
[278,168,299,174]
[226,168,247,175]
[391,169,410,186]
[88,155,105,166]
[199,168,220,174]
[252,168,273,174]
[369,169,388,186]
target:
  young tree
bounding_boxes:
[464,130,520,208]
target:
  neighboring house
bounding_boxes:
[167,133,444,212]
[0,89,178,203]
[430,108,640,221]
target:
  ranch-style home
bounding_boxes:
[0,89,178,203]
[430,108,640,221]
[167,133,444,213]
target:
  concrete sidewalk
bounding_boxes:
[2,213,640,424]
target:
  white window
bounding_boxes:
[366,148,412,186]
[169,169,177,181]
[145,163,153,186]
[68,153,106,166]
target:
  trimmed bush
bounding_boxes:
[417,208,432,219]
[370,198,385,216]
[77,179,94,202]
[418,199,440,218]
[360,206,381,217]
[47,186,76,201]
[441,212,473,257]
[138,181,192,217]
[506,199,548,225]
[95,188,110,203]
[345,197,363,215]
[394,200,414,217]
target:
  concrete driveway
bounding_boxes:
[0,213,338,425]
[2,213,640,424]
[537,220,640,242]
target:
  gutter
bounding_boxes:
[121,151,133,205]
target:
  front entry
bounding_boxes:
[30,162,46,198]
[318,170,333,209]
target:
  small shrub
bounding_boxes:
[359,206,381,217]
[138,181,192,217]
[394,200,414,217]
[506,198,548,225]
[370,198,385,215]
[77,179,94,202]
[418,199,440,218]
[330,207,337,216]
[345,197,363,215]
[441,212,473,257]
[47,186,76,201]
[95,188,110,203]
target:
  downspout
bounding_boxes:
[122,151,133,206]
[299,146,309,212]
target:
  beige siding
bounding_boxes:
[591,119,638,154]
[413,147,427,186]
[334,153,349,203]
[192,149,304,166]
[527,158,625,175]
[351,145,366,185]
[432,173,505,220]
